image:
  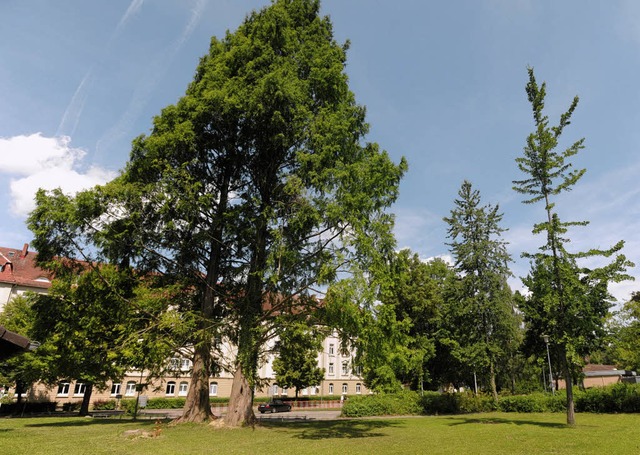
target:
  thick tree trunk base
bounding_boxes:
[224,366,255,427]
[174,348,216,424]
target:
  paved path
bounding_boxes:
[139,408,342,421]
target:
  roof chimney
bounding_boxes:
[21,243,28,258]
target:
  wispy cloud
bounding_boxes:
[0,134,115,217]
[116,0,145,35]
[96,0,208,158]
[56,0,146,137]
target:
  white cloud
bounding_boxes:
[0,133,116,217]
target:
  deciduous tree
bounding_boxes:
[272,322,325,398]
[513,67,633,425]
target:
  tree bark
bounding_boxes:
[224,365,255,427]
[79,383,93,416]
[175,341,216,423]
[177,169,231,423]
[489,360,498,402]
[561,346,576,426]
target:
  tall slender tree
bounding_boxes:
[513,67,632,425]
[443,180,515,400]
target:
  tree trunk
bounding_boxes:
[79,383,93,416]
[178,168,230,422]
[175,342,215,423]
[224,365,255,427]
[489,360,498,402]
[562,347,576,426]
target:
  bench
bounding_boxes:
[90,410,125,419]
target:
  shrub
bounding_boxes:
[92,400,116,411]
[421,392,458,415]
[575,383,640,413]
[342,391,422,417]
[0,401,57,415]
[499,394,546,413]
[62,402,80,412]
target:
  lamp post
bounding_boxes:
[542,335,555,395]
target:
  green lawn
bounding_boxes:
[1,413,639,454]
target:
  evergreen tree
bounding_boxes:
[29,0,405,426]
[443,180,516,400]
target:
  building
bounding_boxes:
[0,244,368,407]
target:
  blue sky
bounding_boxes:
[1,0,639,302]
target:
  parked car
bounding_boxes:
[258,399,292,414]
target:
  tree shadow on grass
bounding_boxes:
[260,419,402,440]
[444,416,567,429]
[25,418,157,428]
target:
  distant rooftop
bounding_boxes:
[0,244,51,290]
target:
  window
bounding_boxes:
[166,381,176,395]
[178,381,189,396]
[272,384,279,396]
[181,358,192,371]
[209,382,218,396]
[57,382,70,396]
[328,383,334,395]
[342,383,348,394]
[169,358,180,370]
[111,383,121,396]
[329,343,335,355]
[356,383,362,394]
[354,365,363,376]
[282,387,288,396]
[328,363,334,375]
[341,361,348,375]
[73,383,86,396]
[125,381,137,396]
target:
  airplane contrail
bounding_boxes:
[56,0,146,138]
[95,0,208,159]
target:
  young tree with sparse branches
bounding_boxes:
[513,67,633,426]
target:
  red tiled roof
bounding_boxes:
[0,244,52,290]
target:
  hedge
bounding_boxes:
[0,401,57,415]
[342,383,640,417]
[341,390,423,417]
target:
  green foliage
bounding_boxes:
[273,323,325,397]
[120,397,187,413]
[343,251,452,393]
[574,383,640,413]
[443,181,518,399]
[62,402,81,412]
[609,292,640,371]
[27,0,406,423]
[341,390,423,417]
[499,394,550,413]
[0,401,57,415]
[91,400,117,411]
[421,392,497,414]
[512,67,633,424]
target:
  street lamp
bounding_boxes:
[542,335,555,395]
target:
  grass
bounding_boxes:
[1,413,640,454]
